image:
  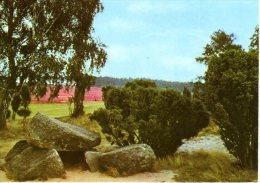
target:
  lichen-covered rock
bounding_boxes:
[99,144,156,175]
[26,112,101,151]
[5,140,65,181]
[84,151,102,172]
[5,140,30,162]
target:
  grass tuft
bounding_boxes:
[154,150,257,182]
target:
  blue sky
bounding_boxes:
[93,0,258,82]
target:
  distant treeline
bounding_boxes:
[94,76,193,91]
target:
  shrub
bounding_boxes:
[17,108,31,118]
[196,28,258,170]
[91,79,209,157]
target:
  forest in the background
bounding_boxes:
[94,76,193,90]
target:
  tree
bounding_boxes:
[197,28,258,170]
[0,0,106,128]
[0,80,8,130]
[249,26,259,53]
[196,30,242,64]
[0,0,71,129]
[64,1,107,117]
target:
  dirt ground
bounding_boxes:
[0,169,176,182]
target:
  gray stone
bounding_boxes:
[84,151,102,172]
[26,112,101,151]
[5,140,65,181]
[5,140,30,162]
[99,144,156,175]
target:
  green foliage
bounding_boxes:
[182,86,191,99]
[249,26,259,52]
[91,79,209,157]
[196,30,242,64]
[125,79,157,89]
[10,85,31,119]
[63,1,107,117]
[11,94,21,119]
[197,29,258,169]
[0,0,106,128]
[16,108,31,118]
[91,108,129,146]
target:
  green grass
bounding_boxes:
[154,150,257,182]
[14,101,104,119]
[1,102,106,160]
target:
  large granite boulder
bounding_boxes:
[84,151,102,172]
[26,112,101,151]
[99,144,156,175]
[5,140,65,181]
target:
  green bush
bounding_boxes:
[195,28,258,170]
[91,79,209,157]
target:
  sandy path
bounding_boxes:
[0,169,175,182]
[49,169,175,182]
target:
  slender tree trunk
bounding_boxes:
[0,90,7,130]
[72,86,85,117]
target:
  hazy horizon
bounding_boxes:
[93,0,258,82]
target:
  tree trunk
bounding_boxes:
[0,91,7,130]
[71,86,85,117]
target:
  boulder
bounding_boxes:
[84,151,102,172]
[99,144,156,175]
[5,140,65,181]
[26,112,101,151]
[5,140,30,162]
